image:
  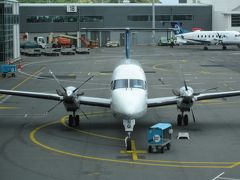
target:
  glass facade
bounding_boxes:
[128,15,192,22]
[232,14,240,27]
[0,0,19,63]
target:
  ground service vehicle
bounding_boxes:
[147,123,173,153]
[0,64,16,78]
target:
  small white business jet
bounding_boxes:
[173,23,240,50]
[1,28,240,150]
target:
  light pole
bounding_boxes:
[152,0,156,45]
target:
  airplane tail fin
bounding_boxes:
[171,22,189,35]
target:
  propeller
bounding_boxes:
[191,108,196,123]
[184,80,188,91]
[47,69,94,115]
[79,108,89,120]
[172,89,180,96]
[73,75,94,93]
[49,69,66,93]
[47,100,63,113]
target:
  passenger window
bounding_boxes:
[113,79,128,89]
[130,79,145,89]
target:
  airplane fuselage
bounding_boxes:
[110,59,148,120]
[176,30,240,45]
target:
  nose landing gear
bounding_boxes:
[177,113,189,126]
[68,111,80,127]
[123,119,135,151]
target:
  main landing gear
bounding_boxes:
[68,111,80,127]
[123,119,135,151]
[177,113,189,126]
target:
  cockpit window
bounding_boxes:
[130,79,145,89]
[111,79,146,90]
[112,79,128,89]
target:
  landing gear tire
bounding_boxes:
[177,114,182,126]
[222,46,227,50]
[160,147,164,154]
[75,115,80,126]
[166,143,171,150]
[68,115,73,127]
[183,114,188,126]
[148,146,152,153]
[126,138,132,151]
[68,114,80,127]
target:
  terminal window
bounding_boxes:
[232,14,240,27]
[173,15,193,21]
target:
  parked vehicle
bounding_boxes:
[147,123,173,153]
[0,64,16,78]
[106,41,120,47]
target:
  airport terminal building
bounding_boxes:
[19,3,212,46]
[0,0,20,63]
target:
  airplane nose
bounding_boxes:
[112,89,147,119]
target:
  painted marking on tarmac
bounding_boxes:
[212,172,225,180]
[29,114,240,168]
[120,140,147,161]
[212,172,240,180]
[0,105,16,110]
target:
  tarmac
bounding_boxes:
[1,45,240,180]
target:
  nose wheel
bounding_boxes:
[123,119,135,151]
[125,133,132,151]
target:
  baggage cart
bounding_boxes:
[0,64,16,78]
[148,123,173,153]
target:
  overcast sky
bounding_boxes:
[160,0,178,4]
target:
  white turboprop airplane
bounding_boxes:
[1,28,240,151]
[173,23,240,50]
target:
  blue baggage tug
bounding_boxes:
[0,64,16,78]
[147,123,173,153]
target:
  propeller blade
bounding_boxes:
[79,108,89,120]
[191,108,196,123]
[184,80,188,91]
[49,69,66,92]
[47,100,63,113]
[172,89,180,96]
[73,75,94,93]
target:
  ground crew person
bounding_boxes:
[170,38,174,48]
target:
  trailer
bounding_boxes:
[147,123,173,153]
[0,64,16,78]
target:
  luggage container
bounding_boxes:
[0,64,16,78]
[147,123,173,153]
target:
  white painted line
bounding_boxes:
[0,95,11,104]
[212,172,225,180]
[218,177,240,180]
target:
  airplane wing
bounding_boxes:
[0,89,62,101]
[147,96,178,107]
[186,38,212,44]
[78,96,111,108]
[147,90,240,108]
[0,89,111,108]
[195,91,240,101]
